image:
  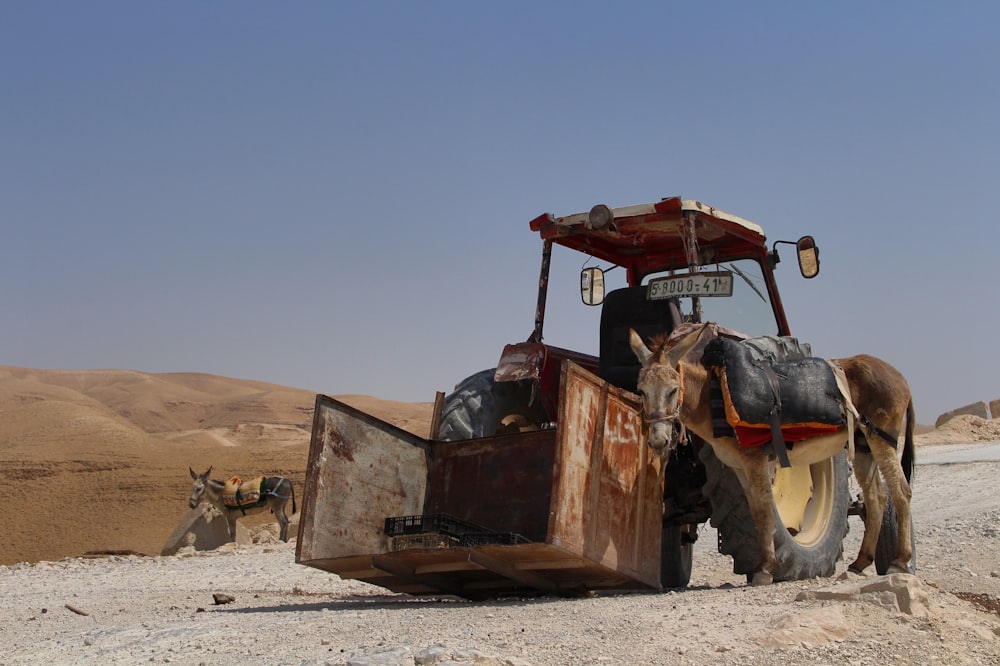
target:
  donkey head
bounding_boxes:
[629,326,709,457]
[629,330,683,456]
[188,466,212,509]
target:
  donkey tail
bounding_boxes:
[901,398,916,484]
[291,481,297,515]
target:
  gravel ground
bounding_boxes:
[3,444,1000,666]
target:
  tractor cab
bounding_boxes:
[498,197,819,418]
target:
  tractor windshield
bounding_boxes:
[642,258,779,337]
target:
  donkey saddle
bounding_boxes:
[702,335,845,466]
[222,475,266,513]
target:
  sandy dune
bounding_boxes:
[0,366,433,565]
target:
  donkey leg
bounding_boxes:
[276,504,290,542]
[871,439,913,572]
[740,454,778,585]
[849,447,885,574]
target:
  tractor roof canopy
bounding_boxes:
[530,196,769,284]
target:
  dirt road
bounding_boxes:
[2,443,999,666]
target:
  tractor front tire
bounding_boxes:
[660,523,695,588]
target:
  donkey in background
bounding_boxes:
[188,467,297,542]
[629,323,914,585]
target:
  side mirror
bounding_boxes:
[581,267,605,305]
[796,236,820,278]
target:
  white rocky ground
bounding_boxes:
[3,443,1000,666]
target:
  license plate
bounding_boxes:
[646,271,734,299]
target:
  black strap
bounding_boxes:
[235,484,248,515]
[860,414,898,448]
[761,364,791,468]
[262,476,293,500]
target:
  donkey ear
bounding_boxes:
[204,466,212,479]
[666,324,710,368]
[629,328,653,365]
[189,467,198,480]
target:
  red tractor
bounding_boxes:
[297,196,853,598]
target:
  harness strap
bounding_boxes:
[760,364,791,468]
[236,485,247,515]
[262,476,293,500]
[859,414,898,448]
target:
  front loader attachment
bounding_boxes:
[296,361,664,598]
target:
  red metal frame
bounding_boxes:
[507,196,794,414]
[532,197,766,274]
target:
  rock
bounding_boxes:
[250,524,280,545]
[412,645,525,665]
[795,573,930,617]
[161,506,232,556]
[414,646,449,664]
[345,647,412,665]
[760,607,850,647]
[936,401,990,428]
[212,593,235,605]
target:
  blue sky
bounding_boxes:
[2,2,998,423]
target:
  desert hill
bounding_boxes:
[0,366,434,565]
[2,364,975,567]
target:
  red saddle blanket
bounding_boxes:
[731,423,841,448]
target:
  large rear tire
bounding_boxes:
[437,369,498,440]
[700,445,850,582]
[436,370,547,441]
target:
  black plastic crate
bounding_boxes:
[384,513,495,538]
[383,515,427,536]
[391,533,460,551]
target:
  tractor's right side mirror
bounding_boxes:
[581,266,605,305]
[796,235,820,279]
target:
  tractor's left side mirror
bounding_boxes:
[581,267,605,305]
[796,236,820,279]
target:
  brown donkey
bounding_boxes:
[629,323,914,585]
[188,467,297,542]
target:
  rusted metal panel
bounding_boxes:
[296,363,664,596]
[495,342,600,420]
[495,342,547,383]
[428,390,445,439]
[296,395,430,565]
[496,343,600,384]
[424,430,557,540]
[549,362,662,586]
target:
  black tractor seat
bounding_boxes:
[598,286,682,393]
